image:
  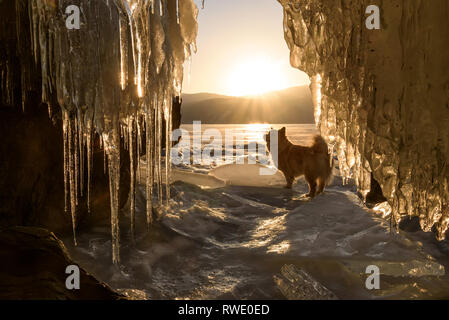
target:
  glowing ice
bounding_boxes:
[27,0,199,263]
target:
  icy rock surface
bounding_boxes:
[278,0,449,239]
[341,259,444,278]
[274,264,338,300]
[8,0,199,263]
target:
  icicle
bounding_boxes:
[78,111,84,197]
[103,125,121,265]
[156,96,163,207]
[164,97,172,207]
[86,117,93,214]
[119,17,128,90]
[74,116,79,206]
[128,117,136,240]
[184,51,192,86]
[136,44,143,97]
[68,116,77,246]
[310,74,322,129]
[128,18,137,90]
[145,110,153,227]
[136,116,142,182]
[63,111,69,214]
[24,0,200,263]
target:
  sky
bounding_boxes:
[182,0,310,96]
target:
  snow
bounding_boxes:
[64,125,449,299]
[210,163,286,187]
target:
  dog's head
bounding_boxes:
[264,127,287,152]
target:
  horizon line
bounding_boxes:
[182,84,311,97]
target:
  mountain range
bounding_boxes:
[181,86,314,124]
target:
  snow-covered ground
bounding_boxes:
[64,124,449,299]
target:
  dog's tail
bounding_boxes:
[311,135,328,154]
[312,135,334,185]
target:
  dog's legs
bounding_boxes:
[306,176,317,197]
[285,176,294,189]
[317,177,325,194]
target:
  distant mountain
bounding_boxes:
[181,86,314,124]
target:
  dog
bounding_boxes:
[264,127,333,197]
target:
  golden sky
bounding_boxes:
[182,0,310,96]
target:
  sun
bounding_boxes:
[226,57,288,97]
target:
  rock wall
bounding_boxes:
[278,0,449,239]
[0,227,122,299]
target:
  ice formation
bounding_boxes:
[279,0,449,239]
[21,0,199,263]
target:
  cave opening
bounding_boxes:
[2,0,449,301]
[175,0,318,187]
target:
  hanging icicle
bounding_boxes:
[26,0,199,264]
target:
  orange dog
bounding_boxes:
[265,127,332,197]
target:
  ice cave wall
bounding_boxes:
[278,0,449,239]
[1,0,198,263]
